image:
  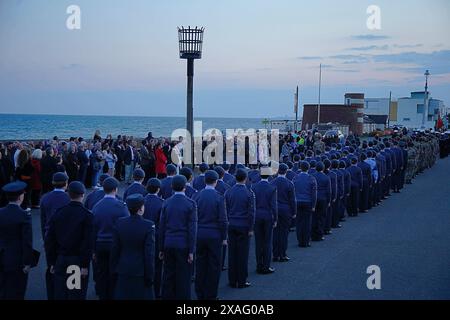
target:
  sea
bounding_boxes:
[0,114,268,140]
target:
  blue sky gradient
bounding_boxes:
[0,0,449,117]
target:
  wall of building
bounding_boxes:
[302,104,360,134]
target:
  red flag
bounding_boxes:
[436,115,444,129]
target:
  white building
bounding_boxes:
[364,98,391,115]
[393,92,445,129]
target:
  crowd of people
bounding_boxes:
[0,128,449,300]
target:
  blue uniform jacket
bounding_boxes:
[286,170,296,181]
[159,194,197,253]
[312,172,332,204]
[215,180,230,196]
[224,184,255,231]
[85,189,105,211]
[92,197,130,243]
[223,172,236,187]
[45,201,93,268]
[185,184,198,199]
[248,169,261,185]
[332,169,345,199]
[340,168,351,196]
[251,180,278,223]
[159,176,173,200]
[293,172,317,207]
[357,161,373,187]
[192,174,206,191]
[143,194,163,226]
[270,176,297,217]
[123,182,147,200]
[195,188,228,240]
[110,215,155,282]
[0,204,33,271]
[326,170,338,202]
[348,165,363,189]
[40,190,70,240]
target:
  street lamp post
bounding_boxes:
[178,26,205,165]
[421,70,430,129]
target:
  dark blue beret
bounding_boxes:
[236,164,246,170]
[126,193,145,210]
[309,160,317,167]
[68,181,86,195]
[99,174,110,185]
[2,181,27,194]
[179,167,193,179]
[205,170,219,183]
[214,166,225,177]
[222,163,230,171]
[316,161,324,172]
[52,172,68,183]
[199,163,209,172]
[146,178,161,189]
[133,168,145,179]
[103,177,119,190]
[278,163,288,175]
[235,168,247,181]
[286,161,293,169]
[300,161,310,172]
[166,164,177,175]
[171,175,187,190]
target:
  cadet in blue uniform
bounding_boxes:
[331,160,344,228]
[0,182,33,300]
[323,159,337,235]
[293,162,317,247]
[160,175,198,300]
[271,164,296,261]
[251,168,277,274]
[225,169,255,288]
[92,177,129,300]
[194,170,228,300]
[340,160,351,221]
[123,168,147,200]
[84,173,110,210]
[222,163,236,187]
[179,167,198,199]
[193,163,208,191]
[311,162,331,241]
[39,172,70,300]
[357,153,372,213]
[144,178,163,298]
[45,181,93,300]
[110,194,155,300]
[214,166,231,196]
[347,157,363,217]
[160,164,177,200]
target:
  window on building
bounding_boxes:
[416,104,424,114]
[427,115,433,121]
[403,118,410,121]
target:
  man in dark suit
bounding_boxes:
[39,172,70,300]
[251,167,277,274]
[159,175,198,300]
[224,169,255,288]
[92,177,129,300]
[0,181,33,300]
[194,170,228,300]
[270,164,296,261]
[45,181,94,300]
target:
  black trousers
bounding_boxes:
[228,225,250,287]
[384,175,392,196]
[348,187,360,217]
[273,214,291,258]
[312,200,327,240]
[359,183,369,212]
[54,256,89,300]
[0,270,28,300]
[45,265,55,300]
[324,201,334,232]
[295,202,312,246]
[161,247,192,300]
[195,238,222,300]
[254,219,273,271]
[331,198,342,228]
[94,242,116,300]
[154,235,163,299]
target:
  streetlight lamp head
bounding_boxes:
[425,70,430,77]
[178,26,205,59]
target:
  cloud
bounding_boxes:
[329,54,369,62]
[348,45,389,51]
[298,56,322,60]
[372,50,450,74]
[393,44,423,49]
[61,63,84,70]
[351,34,390,41]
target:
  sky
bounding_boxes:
[0,0,449,118]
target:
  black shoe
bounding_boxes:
[273,257,280,262]
[238,282,251,288]
[324,230,332,235]
[228,283,237,288]
[340,218,346,222]
[332,224,342,229]
[280,256,290,262]
[260,268,275,274]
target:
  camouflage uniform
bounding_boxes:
[405,146,417,183]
